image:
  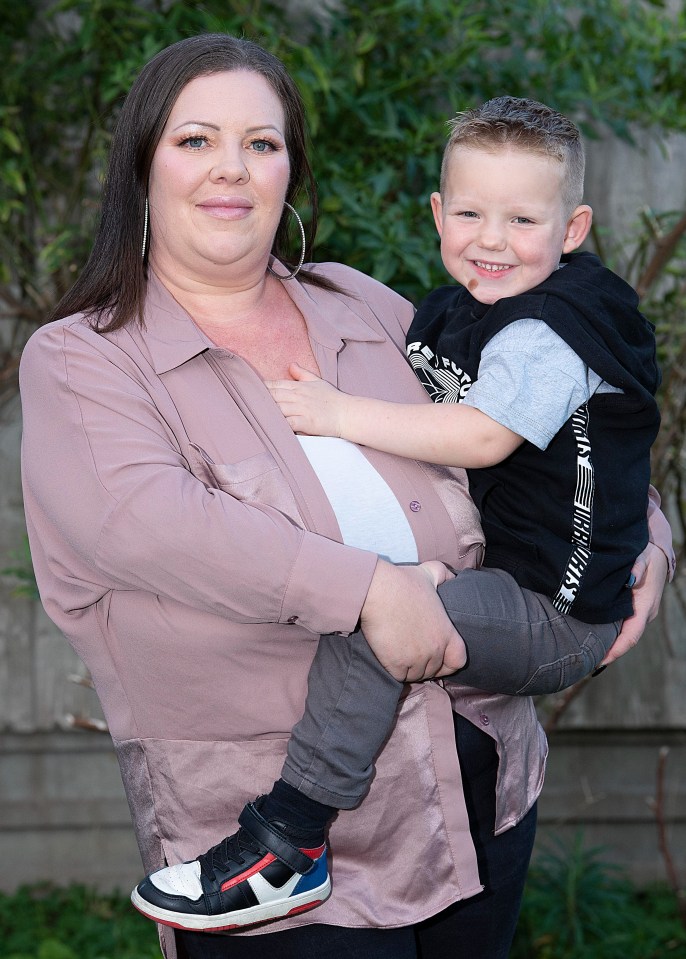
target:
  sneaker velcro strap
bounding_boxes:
[239,801,316,875]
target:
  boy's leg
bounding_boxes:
[131,630,403,932]
[281,629,404,809]
[437,568,620,696]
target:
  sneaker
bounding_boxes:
[130,797,331,931]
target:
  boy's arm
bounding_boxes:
[267,364,524,468]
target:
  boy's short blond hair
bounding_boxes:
[441,96,585,214]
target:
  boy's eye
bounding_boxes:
[459,211,479,219]
[514,216,533,224]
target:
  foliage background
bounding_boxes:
[3,0,686,329]
[1,864,685,959]
[3,0,686,538]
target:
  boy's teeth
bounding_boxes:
[475,261,509,272]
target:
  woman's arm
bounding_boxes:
[601,486,674,665]
[600,541,668,666]
[21,320,468,682]
[360,560,466,682]
[20,322,375,636]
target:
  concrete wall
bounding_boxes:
[1,732,139,892]
[586,129,686,250]
[1,727,683,893]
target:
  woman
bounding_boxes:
[20,34,671,959]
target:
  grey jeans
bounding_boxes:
[281,567,620,809]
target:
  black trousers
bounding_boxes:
[178,714,538,959]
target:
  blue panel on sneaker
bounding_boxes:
[130,799,331,932]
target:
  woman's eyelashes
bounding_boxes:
[178,134,209,150]
[248,137,281,153]
[173,134,283,153]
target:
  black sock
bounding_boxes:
[259,778,337,840]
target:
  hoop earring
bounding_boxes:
[267,202,306,280]
[141,197,149,260]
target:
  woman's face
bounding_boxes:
[148,70,291,284]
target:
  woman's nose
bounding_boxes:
[209,145,250,184]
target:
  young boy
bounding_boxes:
[132,97,661,932]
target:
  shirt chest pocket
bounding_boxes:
[188,443,305,525]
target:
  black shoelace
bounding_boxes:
[198,829,261,884]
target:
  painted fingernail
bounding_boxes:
[592,665,608,677]
[625,573,636,588]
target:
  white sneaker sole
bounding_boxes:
[130,875,332,931]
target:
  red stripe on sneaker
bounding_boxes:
[300,844,326,860]
[220,852,277,892]
[286,900,325,917]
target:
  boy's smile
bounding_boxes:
[431,146,591,305]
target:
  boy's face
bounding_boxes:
[431,145,591,305]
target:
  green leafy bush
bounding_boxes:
[512,837,686,958]
[2,537,40,598]
[0,884,159,959]
[0,867,683,959]
[3,0,686,335]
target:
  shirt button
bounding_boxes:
[286,615,299,625]
[409,500,421,512]
[479,713,490,726]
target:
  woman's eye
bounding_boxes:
[181,136,207,149]
[249,139,274,153]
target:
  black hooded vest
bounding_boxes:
[406,252,661,623]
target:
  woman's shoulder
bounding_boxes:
[306,261,412,309]
[20,312,133,384]
[303,262,415,342]
[22,313,90,356]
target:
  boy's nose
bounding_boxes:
[476,222,507,251]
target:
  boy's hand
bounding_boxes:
[266,363,350,437]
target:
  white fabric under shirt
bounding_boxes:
[297,436,418,563]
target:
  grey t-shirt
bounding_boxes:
[462,317,622,450]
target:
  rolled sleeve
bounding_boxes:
[647,485,676,581]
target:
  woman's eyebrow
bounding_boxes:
[171,121,284,134]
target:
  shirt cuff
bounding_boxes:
[647,486,676,582]
[280,532,378,634]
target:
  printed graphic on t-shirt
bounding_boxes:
[552,403,594,613]
[407,341,473,403]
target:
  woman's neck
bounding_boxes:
[151,258,320,381]
[152,259,274,331]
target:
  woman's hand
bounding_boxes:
[359,560,467,682]
[267,363,351,437]
[600,542,669,666]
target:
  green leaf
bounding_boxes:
[0,127,21,153]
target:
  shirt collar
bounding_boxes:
[138,272,213,374]
[138,266,385,375]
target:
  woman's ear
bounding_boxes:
[430,192,444,238]
[562,204,593,253]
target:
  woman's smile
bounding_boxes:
[196,195,254,219]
